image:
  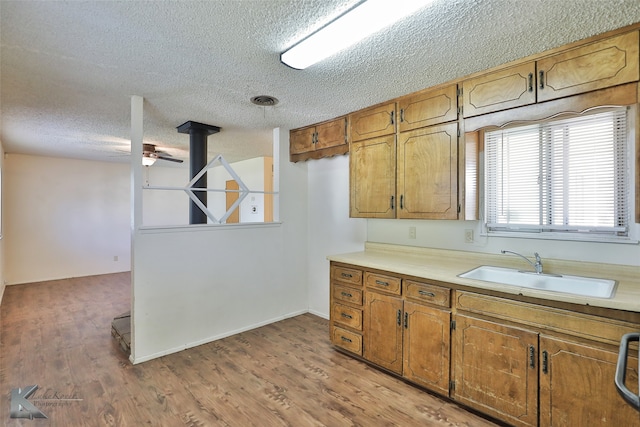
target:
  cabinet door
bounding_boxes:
[539,335,640,427]
[403,301,451,395]
[398,84,458,132]
[538,31,639,103]
[315,117,347,150]
[453,315,538,427]
[462,61,536,117]
[364,291,403,374]
[349,102,396,142]
[290,126,315,155]
[349,135,396,218]
[397,123,458,219]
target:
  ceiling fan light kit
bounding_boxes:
[141,143,184,166]
[280,0,435,70]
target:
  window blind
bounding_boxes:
[485,108,629,237]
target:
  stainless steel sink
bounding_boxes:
[458,265,616,299]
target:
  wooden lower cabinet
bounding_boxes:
[539,336,640,426]
[330,263,640,427]
[452,314,539,427]
[403,301,451,395]
[364,291,403,374]
[329,263,364,356]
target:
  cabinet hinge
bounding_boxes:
[450,319,456,331]
[458,106,463,116]
[457,87,463,97]
[449,380,456,392]
[457,126,460,137]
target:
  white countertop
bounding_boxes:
[327,243,640,313]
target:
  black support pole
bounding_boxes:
[177,121,221,225]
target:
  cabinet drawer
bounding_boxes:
[333,284,363,306]
[331,325,362,355]
[365,272,401,295]
[404,280,450,307]
[331,265,363,286]
[332,303,362,330]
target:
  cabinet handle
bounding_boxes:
[400,195,404,210]
[341,312,353,319]
[340,291,353,298]
[529,345,536,369]
[418,290,436,297]
[341,273,353,278]
[397,309,402,326]
[375,280,389,287]
[390,110,395,125]
[400,108,405,123]
[341,336,353,343]
[542,350,549,374]
[390,195,395,210]
[539,70,545,90]
[404,312,408,329]
[528,73,533,92]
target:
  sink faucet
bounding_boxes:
[501,250,543,274]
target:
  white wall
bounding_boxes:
[4,154,131,284]
[131,129,309,363]
[0,142,5,302]
[367,219,640,267]
[307,156,366,317]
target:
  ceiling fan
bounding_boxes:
[142,143,183,166]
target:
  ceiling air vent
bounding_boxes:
[250,95,279,106]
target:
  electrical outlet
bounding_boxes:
[113,255,119,262]
[409,226,416,239]
[464,229,474,243]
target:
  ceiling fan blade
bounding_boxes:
[157,155,183,163]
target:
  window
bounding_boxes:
[484,107,630,240]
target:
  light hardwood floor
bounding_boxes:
[0,273,500,426]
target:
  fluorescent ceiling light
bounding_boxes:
[281,0,434,70]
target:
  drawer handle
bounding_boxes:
[375,280,390,287]
[418,290,436,297]
[340,291,353,298]
[341,312,353,319]
[528,72,533,92]
[341,336,353,343]
[341,272,353,278]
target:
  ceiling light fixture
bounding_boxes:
[280,0,435,70]
[142,154,156,166]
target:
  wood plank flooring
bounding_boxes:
[0,273,500,426]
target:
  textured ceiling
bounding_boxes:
[1,0,640,165]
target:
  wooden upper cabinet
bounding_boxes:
[539,335,640,427]
[397,123,458,219]
[398,84,458,132]
[289,116,347,162]
[462,61,536,118]
[349,102,396,142]
[463,30,640,118]
[315,117,347,150]
[350,135,396,218]
[538,30,640,102]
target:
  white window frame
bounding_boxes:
[480,105,637,244]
